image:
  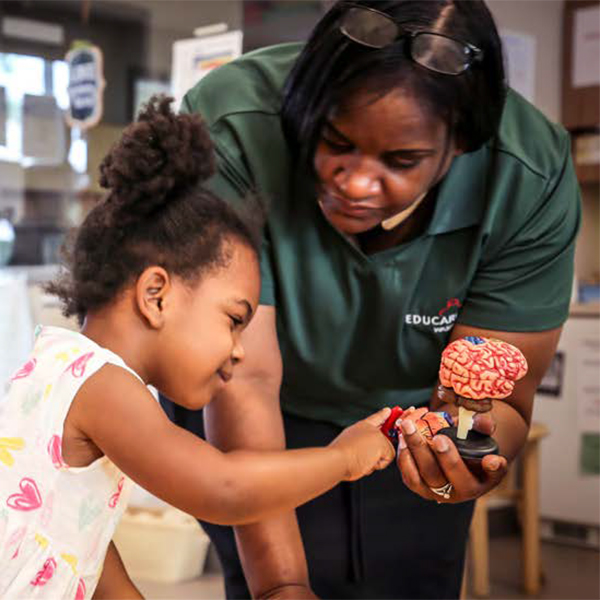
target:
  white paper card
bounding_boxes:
[0,272,34,388]
[572,5,600,88]
[501,30,536,104]
[22,94,66,163]
[171,30,243,109]
[0,87,6,147]
[577,333,600,433]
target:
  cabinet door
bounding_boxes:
[533,315,600,526]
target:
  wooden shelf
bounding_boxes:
[562,1,599,184]
[570,302,600,317]
[576,163,600,185]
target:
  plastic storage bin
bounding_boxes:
[114,506,210,583]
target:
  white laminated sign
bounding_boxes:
[65,42,105,129]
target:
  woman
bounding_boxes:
[161,1,580,598]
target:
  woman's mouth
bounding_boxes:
[323,193,379,218]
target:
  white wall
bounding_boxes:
[134,0,242,76]
[489,0,599,288]
[488,0,564,123]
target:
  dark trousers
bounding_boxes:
[160,397,474,600]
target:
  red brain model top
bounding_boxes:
[439,336,528,402]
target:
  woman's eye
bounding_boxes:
[386,158,420,171]
[322,137,352,154]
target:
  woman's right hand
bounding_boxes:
[329,407,395,481]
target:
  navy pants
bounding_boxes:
[160,397,473,599]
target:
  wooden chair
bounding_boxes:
[462,423,549,598]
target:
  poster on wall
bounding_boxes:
[65,42,105,130]
[500,30,536,104]
[577,334,600,433]
[572,4,600,88]
[0,87,6,146]
[171,30,243,109]
[537,351,564,397]
[131,75,171,120]
[580,433,600,475]
[22,94,66,163]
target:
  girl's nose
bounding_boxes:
[231,339,245,365]
[334,159,381,198]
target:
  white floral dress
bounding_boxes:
[0,326,141,599]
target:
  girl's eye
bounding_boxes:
[322,137,352,154]
[229,315,244,330]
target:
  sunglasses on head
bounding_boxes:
[339,5,484,76]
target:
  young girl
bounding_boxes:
[0,96,394,599]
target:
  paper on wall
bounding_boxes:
[0,87,6,147]
[171,30,243,110]
[22,94,66,163]
[572,5,600,88]
[580,433,600,475]
[576,333,600,433]
[500,30,536,104]
[0,272,34,390]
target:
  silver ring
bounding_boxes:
[429,482,453,500]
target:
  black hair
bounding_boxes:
[47,95,263,324]
[282,0,506,169]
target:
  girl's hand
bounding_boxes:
[395,416,508,503]
[330,408,396,481]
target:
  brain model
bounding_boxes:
[439,336,528,413]
[381,406,454,447]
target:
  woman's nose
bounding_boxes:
[334,159,381,198]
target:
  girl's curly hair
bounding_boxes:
[47,95,263,324]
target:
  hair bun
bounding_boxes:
[99,95,215,219]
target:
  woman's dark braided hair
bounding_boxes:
[47,95,263,324]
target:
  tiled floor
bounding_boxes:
[473,536,600,600]
[136,572,225,600]
[136,536,600,600]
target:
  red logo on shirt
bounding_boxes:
[438,298,462,316]
[405,297,463,333]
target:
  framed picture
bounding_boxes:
[537,351,565,397]
[242,1,329,51]
[129,68,171,120]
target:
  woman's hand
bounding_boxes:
[395,412,508,503]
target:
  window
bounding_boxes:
[0,52,79,166]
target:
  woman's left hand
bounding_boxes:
[395,413,508,503]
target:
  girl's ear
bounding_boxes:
[136,266,171,329]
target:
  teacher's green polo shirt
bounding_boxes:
[182,43,581,427]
